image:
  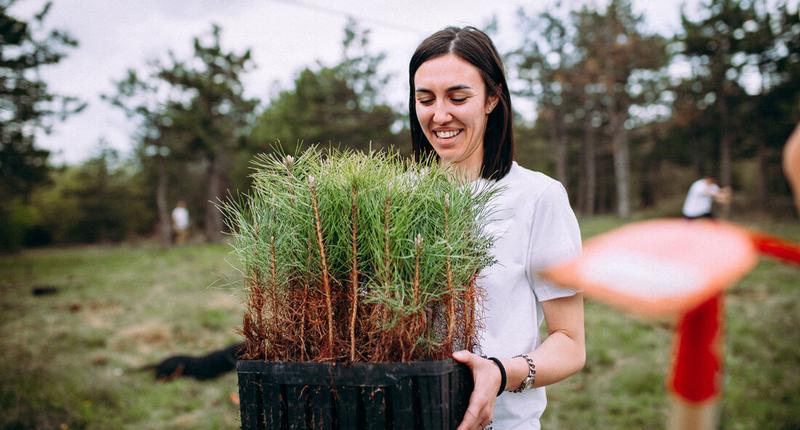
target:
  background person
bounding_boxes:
[409,27,585,430]
[171,200,190,245]
[681,177,731,219]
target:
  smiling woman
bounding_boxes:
[408,27,586,430]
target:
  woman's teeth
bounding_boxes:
[435,130,461,139]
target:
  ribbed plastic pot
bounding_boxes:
[237,359,473,430]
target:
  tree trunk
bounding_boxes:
[205,155,224,242]
[610,111,631,219]
[754,70,770,212]
[718,91,732,220]
[755,138,769,209]
[156,155,171,247]
[582,114,596,217]
[556,120,569,190]
[549,111,569,188]
[717,35,733,219]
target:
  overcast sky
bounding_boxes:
[7,0,743,164]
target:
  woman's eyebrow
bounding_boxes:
[446,84,473,92]
[415,85,474,94]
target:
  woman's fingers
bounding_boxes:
[453,350,497,430]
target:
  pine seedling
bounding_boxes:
[223,147,497,362]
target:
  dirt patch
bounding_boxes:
[111,321,172,355]
[80,300,125,329]
[207,292,241,311]
[170,411,201,428]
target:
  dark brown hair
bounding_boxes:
[409,26,514,180]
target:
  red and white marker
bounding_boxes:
[540,219,800,430]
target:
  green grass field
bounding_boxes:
[1,217,798,429]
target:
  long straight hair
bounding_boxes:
[409,26,514,180]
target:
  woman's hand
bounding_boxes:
[453,350,501,430]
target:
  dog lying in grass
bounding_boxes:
[146,343,243,381]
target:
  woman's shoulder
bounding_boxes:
[504,162,564,199]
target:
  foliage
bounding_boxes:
[104,25,258,244]
[511,0,669,218]
[222,149,496,362]
[25,144,153,244]
[155,25,258,242]
[668,0,799,212]
[508,0,798,218]
[249,19,400,155]
[0,1,84,251]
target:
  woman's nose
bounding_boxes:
[432,101,452,124]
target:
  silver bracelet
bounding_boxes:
[511,353,536,393]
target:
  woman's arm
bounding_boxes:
[455,293,585,429]
[503,293,585,389]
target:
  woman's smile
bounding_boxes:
[433,128,463,144]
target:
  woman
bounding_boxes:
[409,27,586,429]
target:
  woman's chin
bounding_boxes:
[436,152,463,166]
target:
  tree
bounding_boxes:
[678,0,754,189]
[512,6,580,189]
[580,0,668,218]
[157,25,258,241]
[741,1,800,210]
[250,20,399,155]
[511,1,668,218]
[26,142,152,244]
[0,1,84,251]
[104,69,191,246]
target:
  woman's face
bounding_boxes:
[414,53,498,174]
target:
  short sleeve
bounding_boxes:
[526,182,582,301]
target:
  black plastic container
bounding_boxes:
[237,359,473,430]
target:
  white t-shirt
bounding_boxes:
[682,179,719,217]
[172,207,190,230]
[473,162,581,429]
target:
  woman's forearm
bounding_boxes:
[501,293,586,390]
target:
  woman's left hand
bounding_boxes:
[453,350,501,430]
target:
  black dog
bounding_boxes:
[146,343,244,381]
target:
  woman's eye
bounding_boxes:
[451,97,467,103]
[417,98,434,105]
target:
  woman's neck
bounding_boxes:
[441,158,482,182]
[440,146,484,181]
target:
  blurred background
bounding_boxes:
[2,0,798,249]
[1,0,798,429]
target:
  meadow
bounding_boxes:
[1,217,798,429]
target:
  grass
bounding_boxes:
[0,244,245,429]
[0,217,798,429]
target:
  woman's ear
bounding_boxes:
[486,85,501,114]
[486,95,499,114]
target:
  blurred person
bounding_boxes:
[171,200,190,245]
[784,122,800,214]
[682,177,731,220]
